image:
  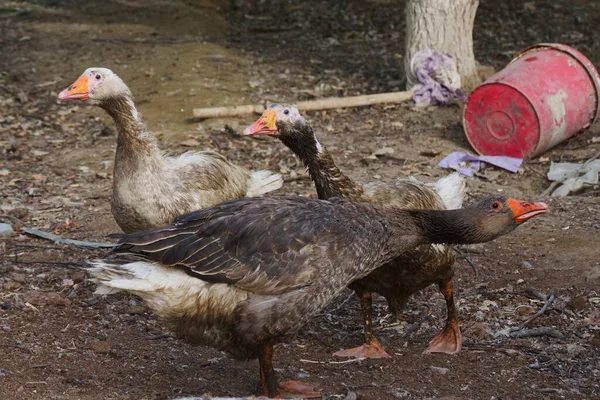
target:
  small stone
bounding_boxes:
[0,223,14,238]
[344,391,358,400]
[296,371,310,379]
[61,279,74,287]
[128,298,140,307]
[429,366,449,375]
[393,390,410,399]
[520,261,533,270]
[90,340,112,354]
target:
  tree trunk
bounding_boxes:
[405,0,481,93]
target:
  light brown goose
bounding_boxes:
[58,67,282,233]
[244,104,470,357]
[89,194,547,398]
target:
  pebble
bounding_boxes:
[344,391,358,400]
[520,261,533,270]
[393,390,410,399]
[0,223,14,238]
[296,371,310,379]
[429,366,449,375]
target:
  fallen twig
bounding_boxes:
[147,333,175,340]
[30,364,51,369]
[512,290,556,331]
[192,91,414,119]
[299,358,363,364]
[452,246,479,276]
[21,227,116,249]
[510,326,564,339]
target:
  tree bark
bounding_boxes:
[405,0,481,93]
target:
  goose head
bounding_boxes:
[58,67,131,106]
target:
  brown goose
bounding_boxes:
[89,194,547,398]
[58,68,282,233]
[243,104,470,357]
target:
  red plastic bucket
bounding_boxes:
[463,43,600,159]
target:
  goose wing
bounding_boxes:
[115,196,386,295]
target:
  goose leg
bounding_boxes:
[423,279,462,354]
[333,288,391,359]
[259,343,321,399]
[258,343,280,398]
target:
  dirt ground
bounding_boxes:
[1,0,599,399]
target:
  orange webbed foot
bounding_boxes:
[333,340,391,359]
[423,319,462,354]
[278,381,321,399]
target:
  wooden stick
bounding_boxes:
[192,91,415,119]
[21,227,116,249]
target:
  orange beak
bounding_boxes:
[507,199,548,223]
[243,109,278,136]
[58,76,90,101]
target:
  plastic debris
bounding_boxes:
[438,151,523,176]
[408,48,466,105]
[546,160,600,196]
[0,223,14,237]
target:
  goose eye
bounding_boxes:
[95,74,101,80]
[283,109,290,115]
[491,201,502,210]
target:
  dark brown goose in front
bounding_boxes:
[244,104,468,357]
[89,194,547,398]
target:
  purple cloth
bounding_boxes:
[410,49,467,105]
[438,151,523,176]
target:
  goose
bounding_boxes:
[243,104,471,357]
[89,193,547,397]
[58,68,282,233]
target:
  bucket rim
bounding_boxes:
[510,43,600,125]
